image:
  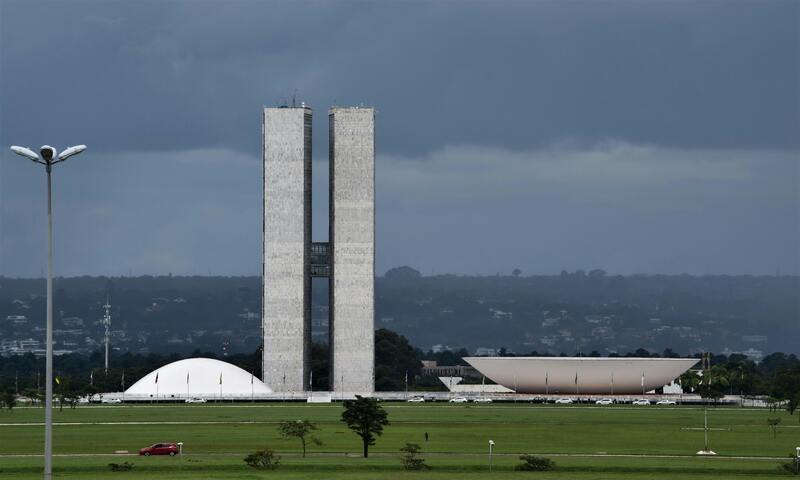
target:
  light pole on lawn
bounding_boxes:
[795,446,799,475]
[10,144,87,480]
[488,440,495,471]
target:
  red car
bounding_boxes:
[139,443,179,456]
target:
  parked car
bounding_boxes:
[407,397,425,403]
[595,398,613,405]
[632,399,651,405]
[656,399,677,405]
[554,398,574,404]
[139,443,179,456]
[449,397,468,403]
[185,397,207,404]
[101,397,122,404]
[473,397,493,403]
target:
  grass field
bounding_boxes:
[0,403,798,479]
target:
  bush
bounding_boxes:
[244,449,280,470]
[399,443,429,470]
[515,454,555,471]
[778,454,800,475]
[108,461,134,472]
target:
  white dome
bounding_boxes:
[125,358,272,398]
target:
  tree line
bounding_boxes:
[1,328,798,419]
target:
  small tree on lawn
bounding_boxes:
[3,390,16,412]
[341,395,389,458]
[767,418,781,439]
[278,420,322,458]
[399,443,429,470]
[243,449,280,470]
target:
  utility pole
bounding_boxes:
[697,352,716,455]
[103,297,112,373]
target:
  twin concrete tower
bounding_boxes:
[262,104,375,394]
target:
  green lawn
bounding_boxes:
[0,403,797,479]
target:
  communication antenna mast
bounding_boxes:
[103,297,112,373]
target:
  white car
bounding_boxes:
[449,397,468,403]
[407,397,425,403]
[632,399,651,405]
[595,399,613,405]
[185,397,207,404]
[473,397,493,403]
[554,398,574,404]
[101,397,122,404]
[656,399,677,405]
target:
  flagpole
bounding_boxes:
[513,373,517,403]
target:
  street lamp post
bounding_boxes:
[488,440,495,471]
[10,144,86,480]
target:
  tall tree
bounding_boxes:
[341,396,389,458]
[374,329,422,391]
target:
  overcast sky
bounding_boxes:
[1,1,797,277]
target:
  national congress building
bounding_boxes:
[262,104,375,394]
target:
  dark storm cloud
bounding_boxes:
[1,1,796,154]
[1,1,798,276]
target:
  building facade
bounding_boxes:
[262,104,374,394]
[329,107,375,394]
[262,105,312,392]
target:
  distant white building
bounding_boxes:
[464,357,698,394]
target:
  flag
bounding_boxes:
[90,370,94,385]
[155,372,159,384]
[250,372,254,385]
[404,371,408,384]
[219,372,223,385]
[55,376,61,385]
[575,372,578,385]
[121,370,125,389]
[641,372,645,387]
[545,372,548,386]
[186,372,190,384]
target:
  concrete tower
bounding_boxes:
[262,104,374,395]
[262,105,312,392]
[329,107,375,394]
